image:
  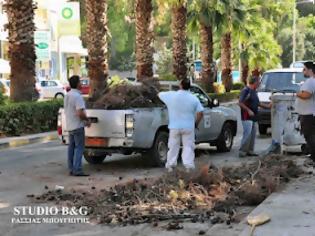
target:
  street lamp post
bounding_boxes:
[292,0,314,63]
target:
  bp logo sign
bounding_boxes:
[62,7,73,20]
[36,42,48,49]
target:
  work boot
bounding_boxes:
[239,151,247,158]
[247,151,259,157]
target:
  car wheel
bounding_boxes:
[83,151,106,164]
[146,131,168,167]
[216,123,234,152]
[301,144,309,155]
[55,93,64,99]
[258,124,268,135]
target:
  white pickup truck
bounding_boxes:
[58,81,237,166]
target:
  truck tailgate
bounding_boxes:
[85,109,128,138]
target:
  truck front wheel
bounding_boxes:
[83,151,106,164]
[147,131,169,167]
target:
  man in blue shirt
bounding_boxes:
[158,79,204,172]
[239,76,271,157]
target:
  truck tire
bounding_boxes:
[83,151,106,164]
[258,124,268,135]
[147,131,169,167]
[216,123,234,152]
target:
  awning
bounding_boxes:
[0,59,10,74]
[59,36,88,56]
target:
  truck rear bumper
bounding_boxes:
[61,135,135,148]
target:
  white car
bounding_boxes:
[37,79,66,99]
[0,79,10,97]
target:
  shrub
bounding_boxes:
[0,99,63,136]
[159,73,177,81]
[213,82,226,94]
[208,90,241,103]
[232,82,245,90]
[0,92,7,106]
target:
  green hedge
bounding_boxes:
[208,90,241,103]
[0,99,63,136]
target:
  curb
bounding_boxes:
[0,132,58,150]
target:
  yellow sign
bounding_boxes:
[57,2,80,36]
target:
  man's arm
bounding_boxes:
[239,88,254,117]
[259,102,272,109]
[296,90,312,100]
[75,97,91,127]
[195,112,203,128]
[239,101,254,117]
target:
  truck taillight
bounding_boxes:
[125,114,134,137]
[57,112,62,135]
[57,126,62,135]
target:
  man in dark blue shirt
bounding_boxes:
[239,76,271,157]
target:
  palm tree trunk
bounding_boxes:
[251,68,261,77]
[4,0,37,102]
[135,0,154,81]
[241,59,249,85]
[221,32,233,92]
[172,4,187,81]
[200,23,214,93]
[85,0,108,100]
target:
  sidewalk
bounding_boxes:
[239,173,315,236]
[0,131,58,150]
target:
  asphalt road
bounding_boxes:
[0,105,274,236]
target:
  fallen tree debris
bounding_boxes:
[34,155,304,226]
[89,78,162,109]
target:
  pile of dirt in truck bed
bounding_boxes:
[89,78,163,109]
[34,155,304,226]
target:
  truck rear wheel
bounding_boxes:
[147,131,168,167]
[83,151,106,164]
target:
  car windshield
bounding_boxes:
[257,72,306,92]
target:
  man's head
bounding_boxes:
[248,76,260,90]
[303,61,315,78]
[179,78,191,90]
[68,75,81,89]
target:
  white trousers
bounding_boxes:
[165,129,195,169]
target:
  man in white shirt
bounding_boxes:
[158,79,204,172]
[296,61,315,162]
[64,75,91,176]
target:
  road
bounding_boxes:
[0,105,275,236]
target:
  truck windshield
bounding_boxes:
[257,72,306,92]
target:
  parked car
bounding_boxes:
[37,79,66,99]
[290,60,307,68]
[257,68,306,135]
[58,81,237,166]
[0,79,10,97]
[80,78,90,95]
[65,78,90,95]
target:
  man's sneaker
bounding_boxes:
[239,151,247,158]
[247,151,259,156]
[167,167,174,173]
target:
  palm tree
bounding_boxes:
[188,0,216,92]
[4,0,37,102]
[135,0,154,81]
[85,0,109,100]
[171,0,188,80]
[215,0,246,92]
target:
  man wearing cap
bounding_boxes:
[238,76,271,157]
[296,61,315,162]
